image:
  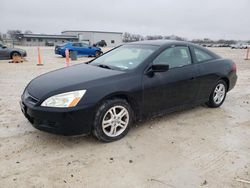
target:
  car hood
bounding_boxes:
[11,47,26,52]
[26,63,123,99]
[8,48,26,55]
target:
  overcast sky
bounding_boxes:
[0,0,249,40]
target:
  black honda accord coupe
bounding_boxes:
[20,40,237,142]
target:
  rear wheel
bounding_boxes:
[93,99,133,142]
[206,80,227,108]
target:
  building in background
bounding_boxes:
[17,34,78,46]
[62,30,123,47]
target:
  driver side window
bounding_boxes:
[72,43,81,47]
[153,46,192,69]
[81,43,88,48]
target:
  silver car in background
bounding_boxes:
[0,43,27,60]
[231,43,249,49]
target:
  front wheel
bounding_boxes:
[206,80,227,108]
[93,99,133,142]
[95,51,102,57]
[11,52,21,59]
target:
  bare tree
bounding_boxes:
[124,33,188,42]
[164,35,185,41]
[123,32,132,42]
[146,35,164,40]
[0,32,3,42]
[191,38,236,45]
[24,30,32,34]
[123,32,144,42]
[7,30,22,40]
[217,39,236,45]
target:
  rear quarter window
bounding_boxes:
[194,48,214,63]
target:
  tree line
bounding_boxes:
[0,30,32,42]
[122,32,249,45]
[122,32,186,42]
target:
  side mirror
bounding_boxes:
[151,64,169,72]
[146,64,169,77]
[2,45,7,49]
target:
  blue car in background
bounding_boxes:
[55,42,103,57]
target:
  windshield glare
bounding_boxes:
[90,45,158,71]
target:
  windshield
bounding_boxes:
[90,45,158,71]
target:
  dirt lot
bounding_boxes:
[0,46,249,188]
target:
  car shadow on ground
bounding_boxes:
[133,105,206,127]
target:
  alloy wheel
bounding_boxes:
[213,83,226,105]
[102,106,129,137]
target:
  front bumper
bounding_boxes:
[20,100,95,136]
[55,49,64,56]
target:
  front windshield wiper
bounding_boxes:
[97,64,112,70]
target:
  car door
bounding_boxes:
[0,44,4,58]
[71,43,82,55]
[142,45,199,116]
[191,47,220,101]
[80,43,94,55]
[0,44,9,59]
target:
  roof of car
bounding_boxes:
[128,40,190,46]
[127,40,221,58]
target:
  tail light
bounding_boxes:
[232,63,237,72]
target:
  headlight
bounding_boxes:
[41,90,86,108]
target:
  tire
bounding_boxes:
[93,99,133,142]
[10,51,21,59]
[206,80,227,108]
[95,51,102,57]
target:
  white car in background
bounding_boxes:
[231,43,249,49]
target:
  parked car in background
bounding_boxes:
[201,44,213,47]
[0,43,27,60]
[219,44,230,48]
[231,43,249,49]
[21,40,237,142]
[93,40,107,47]
[45,41,54,46]
[55,42,103,57]
[241,44,249,49]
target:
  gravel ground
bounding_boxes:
[0,46,249,188]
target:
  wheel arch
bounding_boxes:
[10,51,21,59]
[220,77,230,91]
[96,92,141,121]
[95,50,102,53]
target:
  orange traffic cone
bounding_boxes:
[37,47,43,66]
[65,49,70,67]
[245,47,250,60]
